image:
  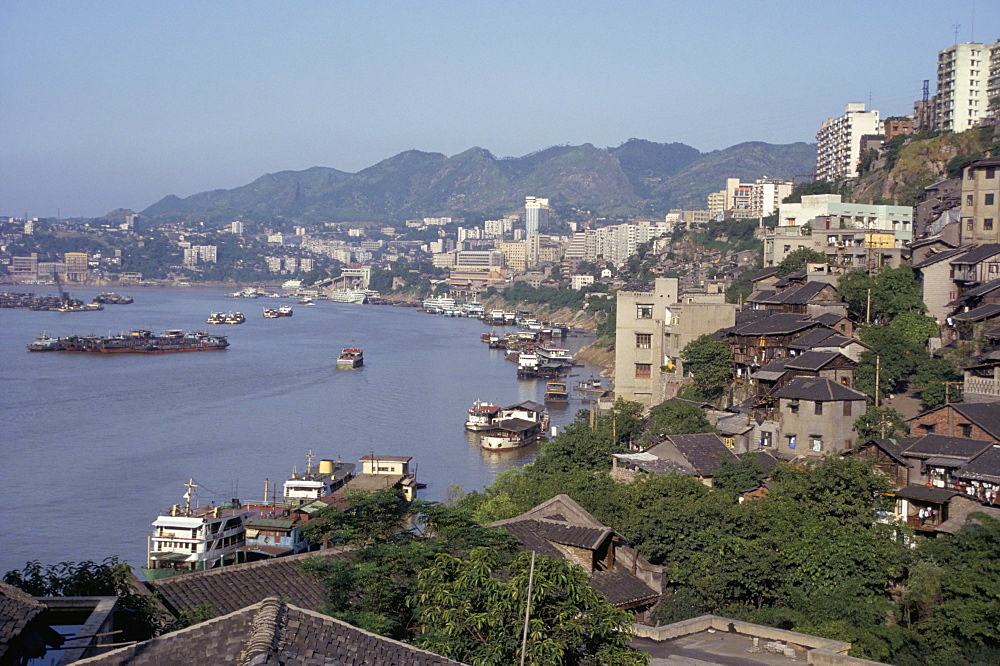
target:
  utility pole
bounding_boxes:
[875,355,881,408]
[866,288,872,324]
[520,551,536,666]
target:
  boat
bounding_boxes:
[263,308,279,318]
[27,333,66,351]
[327,290,367,304]
[206,312,226,324]
[54,301,104,313]
[94,292,133,304]
[143,479,249,580]
[224,312,246,325]
[337,347,364,368]
[299,298,314,306]
[465,400,502,432]
[277,305,293,317]
[479,401,548,451]
[283,455,357,505]
[544,382,570,404]
[47,329,230,354]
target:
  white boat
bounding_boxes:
[143,479,248,580]
[277,305,294,317]
[298,298,314,306]
[207,312,227,325]
[479,401,548,450]
[465,400,501,431]
[327,290,367,304]
[337,347,364,368]
[282,457,356,504]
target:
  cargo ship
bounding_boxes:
[337,347,364,368]
[28,329,230,353]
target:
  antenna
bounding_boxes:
[952,24,961,44]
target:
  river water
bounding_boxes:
[0,287,599,575]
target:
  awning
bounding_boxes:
[924,456,967,467]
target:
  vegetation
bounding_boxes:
[775,247,827,277]
[853,407,909,441]
[680,335,734,402]
[647,400,717,437]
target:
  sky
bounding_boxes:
[2,1,999,218]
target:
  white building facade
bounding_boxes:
[815,103,880,181]
[936,43,990,132]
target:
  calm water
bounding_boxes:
[0,288,598,575]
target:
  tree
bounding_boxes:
[300,488,409,548]
[648,400,716,437]
[775,247,828,277]
[412,548,648,666]
[853,407,909,441]
[870,266,925,321]
[713,454,765,494]
[889,311,938,348]
[681,335,733,401]
[911,357,963,410]
[855,325,928,401]
[837,271,875,321]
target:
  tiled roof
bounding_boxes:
[589,569,659,608]
[738,450,779,475]
[771,281,837,305]
[952,303,1000,322]
[912,247,968,269]
[774,377,866,402]
[663,434,739,476]
[813,312,847,327]
[947,278,1000,305]
[147,547,354,616]
[893,485,959,503]
[956,446,1000,483]
[785,350,849,372]
[0,582,46,661]
[748,266,779,282]
[73,598,466,665]
[787,328,838,350]
[730,313,817,336]
[952,402,1000,440]
[902,434,994,461]
[950,244,1000,265]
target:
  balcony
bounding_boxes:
[964,376,1000,399]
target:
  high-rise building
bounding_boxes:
[936,43,990,132]
[816,103,880,181]
[525,197,550,236]
[988,39,1000,119]
[230,220,244,234]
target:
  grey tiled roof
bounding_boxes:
[952,402,1000,440]
[663,434,739,476]
[589,569,659,608]
[730,313,818,336]
[774,377,866,402]
[785,350,848,371]
[956,446,1000,483]
[951,303,1000,322]
[948,278,1000,305]
[147,547,354,616]
[912,247,968,269]
[73,598,466,665]
[902,434,994,461]
[893,485,959,503]
[949,243,1000,265]
[0,582,46,661]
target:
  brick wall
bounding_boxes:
[908,406,1000,443]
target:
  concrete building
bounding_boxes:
[9,253,38,279]
[989,39,1000,118]
[777,194,912,237]
[63,252,89,282]
[718,178,793,219]
[770,378,868,456]
[815,103,880,181]
[592,221,670,267]
[960,156,1000,244]
[524,196,550,236]
[570,274,594,290]
[883,117,914,140]
[230,220,244,234]
[936,43,990,132]
[182,245,217,267]
[614,278,737,408]
[498,241,527,272]
[707,190,726,215]
[763,225,906,270]
[484,217,514,238]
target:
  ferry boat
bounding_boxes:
[94,292,133,304]
[327,290,367,304]
[52,329,230,354]
[143,479,249,580]
[544,381,570,404]
[207,312,227,325]
[27,333,66,351]
[479,401,548,451]
[263,307,280,318]
[337,347,364,368]
[465,400,501,431]
[224,312,246,325]
[277,305,293,317]
[299,297,314,306]
[283,455,356,505]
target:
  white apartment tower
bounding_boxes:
[816,103,880,181]
[525,196,550,236]
[936,43,989,132]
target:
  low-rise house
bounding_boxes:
[949,244,1000,291]
[854,438,915,488]
[491,494,663,621]
[907,401,1000,442]
[613,433,739,487]
[726,313,822,379]
[913,246,971,323]
[770,377,868,456]
[897,433,994,488]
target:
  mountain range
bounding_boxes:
[142,139,816,225]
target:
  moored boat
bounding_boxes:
[277,305,293,317]
[337,347,364,368]
[263,308,280,318]
[465,400,501,431]
[544,381,570,404]
[94,292,134,304]
[41,329,231,354]
[327,290,367,304]
[27,333,67,351]
[478,401,548,451]
[207,312,227,324]
[225,312,246,324]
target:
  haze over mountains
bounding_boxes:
[142,139,816,225]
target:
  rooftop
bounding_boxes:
[774,377,866,402]
[902,434,994,461]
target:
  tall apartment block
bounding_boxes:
[936,43,990,132]
[815,103,880,181]
[524,196,550,236]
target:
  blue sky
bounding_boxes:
[2,1,998,217]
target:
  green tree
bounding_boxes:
[775,247,828,277]
[412,548,648,666]
[837,270,876,321]
[853,407,909,441]
[300,488,409,548]
[855,325,928,401]
[889,311,938,348]
[648,400,716,437]
[681,335,734,401]
[870,266,925,321]
[911,357,963,410]
[712,454,765,494]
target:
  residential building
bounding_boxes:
[771,377,868,455]
[908,402,1000,443]
[524,196,550,236]
[9,253,38,279]
[883,116,914,140]
[570,274,594,290]
[182,245,217,267]
[498,240,527,272]
[936,43,990,132]
[63,251,89,282]
[614,278,736,408]
[778,194,912,236]
[484,217,514,238]
[989,39,1000,117]
[230,220,243,234]
[715,178,793,219]
[815,103,880,181]
[706,190,726,215]
[960,156,1000,244]
[592,221,670,267]
[612,433,738,487]
[762,224,907,270]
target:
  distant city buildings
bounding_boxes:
[524,197,550,236]
[706,179,792,219]
[815,103,880,181]
[183,245,217,267]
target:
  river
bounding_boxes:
[0,287,601,575]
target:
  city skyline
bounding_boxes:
[2,1,998,218]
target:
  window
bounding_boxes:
[919,423,936,434]
[760,431,773,448]
[987,219,995,232]
[987,194,996,206]
[961,424,973,438]
[637,304,653,319]
[788,401,799,414]
[814,401,823,415]
[987,167,996,179]
[635,333,652,349]
[635,363,651,378]
[843,401,852,416]
[967,194,974,205]
[967,219,975,231]
[811,437,823,452]
[787,434,797,450]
